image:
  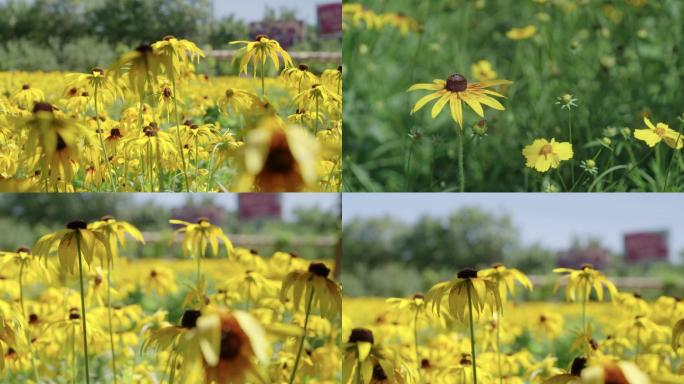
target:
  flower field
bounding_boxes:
[342,0,684,192]
[0,36,341,192]
[342,266,684,383]
[0,217,342,383]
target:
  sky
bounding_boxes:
[343,193,684,263]
[132,193,338,220]
[215,0,331,23]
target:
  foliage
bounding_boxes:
[343,0,684,192]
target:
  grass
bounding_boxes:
[342,0,684,192]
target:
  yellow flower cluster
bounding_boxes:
[343,265,684,383]
[0,218,342,383]
[0,36,342,193]
[343,3,420,35]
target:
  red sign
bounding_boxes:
[238,194,282,221]
[624,232,668,262]
[317,3,342,36]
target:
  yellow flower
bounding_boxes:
[522,138,573,172]
[280,262,341,321]
[33,220,108,275]
[425,268,502,322]
[109,44,163,97]
[479,264,533,303]
[234,122,321,192]
[553,264,618,303]
[471,60,498,82]
[633,117,683,149]
[11,84,44,109]
[88,215,144,261]
[152,35,205,78]
[229,35,293,76]
[506,25,538,40]
[673,318,684,351]
[580,359,650,383]
[408,74,511,128]
[169,218,234,259]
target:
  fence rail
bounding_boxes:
[141,232,337,248]
[207,50,341,62]
[529,275,665,290]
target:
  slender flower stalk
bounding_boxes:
[75,232,91,384]
[288,290,315,384]
[466,283,478,384]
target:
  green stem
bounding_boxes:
[315,97,320,134]
[75,233,91,384]
[466,283,478,384]
[195,135,200,188]
[106,265,118,384]
[568,108,575,185]
[146,140,153,192]
[71,323,77,384]
[582,286,587,333]
[94,87,117,192]
[170,74,190,192]
[458,127,465,192]
[356,360,361,384]
[288,289,315,384]
[19,264,40,383]
[497,316,503,384]
[261,60,266,97]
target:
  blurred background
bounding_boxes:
[342,193,684,298]
[0,193,341,263]
[0,0,341,74]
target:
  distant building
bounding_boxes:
[249,20,304,48]
[624,231,669,264]
[556,247,610,269]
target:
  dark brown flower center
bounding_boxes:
[308,262,330,278]
[150,269,158,278]
[82,92,90,97]
[348,328,374,344]
[22,84,30,90]
[181,309,201,328]
[460,354,472,365]
[570,357,587,376]
[219,330,241,359]
[256,34,269,41]
[197,218,210,224]
[66,220,87,230]
[16,247,31,254]
[581,263,594,270]
[33,102,54,114]
[413,293,424,300]
[298,64,309,71]
[110,128,122,138]
[163,88,172,98]
[457,268,478,279]
[264,132,295,173]
[372,364,388,380]
[445,74,468,92]
[421,358,431,369]
[29,313,39,324]
[92,67,104,75]
[163,35,176,41]
[135,44,153,53]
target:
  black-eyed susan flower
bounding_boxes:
[235,122,320,192]
[280,262,341,382]
[230,35,293,96]
[580,359,650,383]
[219,88,258,115]
[294,84,342,133]
[426,268,502,384]
[523,138,574,173]
[109,44,163,97]
[282,64,319,94]
[152,36,204,78]
[342,328,412,384]
[633,117,683,149]
[480,264,533,304]
[554,264,618,332]
[33,220,110,384]
[408,74,511,129]
[11,83,44,110]
[169,218,234,287]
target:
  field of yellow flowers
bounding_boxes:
[0,217,342,383]
[342,265,684,383]
[342,0,684,192]
[0,36,341,192]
